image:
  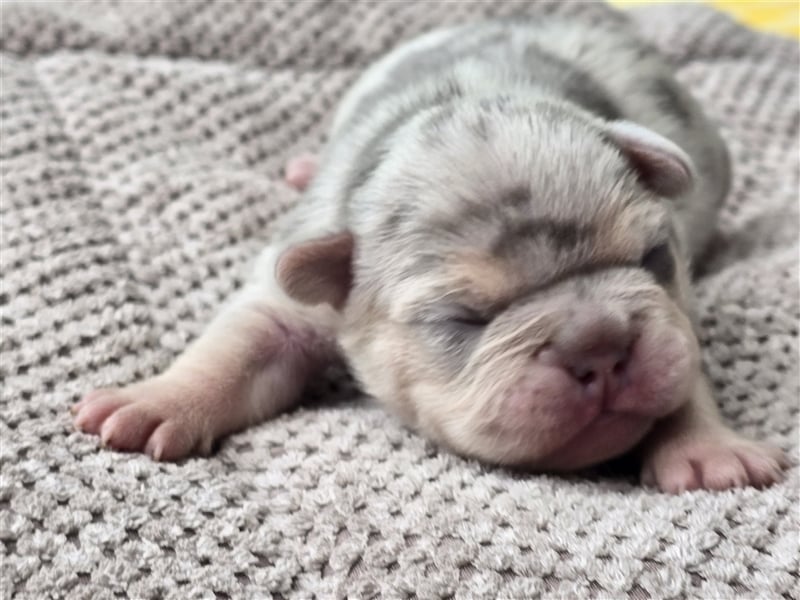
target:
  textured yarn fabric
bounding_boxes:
[1,1,798,598]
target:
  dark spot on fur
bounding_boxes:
[345,77,462,140]
[385,207,408,230]
[380,204,414,240]
[424,186,530,241]
[563,77,622,121]
[340,137,390,214]
[650,78,693,124]
[500,186,530,208]
[341,88,462,218]
[522,44,622,121]
[456,201,493,226]
[492,218,592,256]
[621,36,660,62]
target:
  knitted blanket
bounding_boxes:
[1,2,798,598]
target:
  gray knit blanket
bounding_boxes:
[1,1,798,598]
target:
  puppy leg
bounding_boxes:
[284,153,318,191]
[640,375,789,493]
[73,248,339,460]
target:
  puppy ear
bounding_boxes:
[606,121,695,198]
[275,231,354,309]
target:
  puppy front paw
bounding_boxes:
[73,380,216,461]
[641,430,789,494]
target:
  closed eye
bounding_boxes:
[410,304,491,353]
[411,301,493,328]
[422,306,489,364]
[446,306,491,328]
[640,242,675,285]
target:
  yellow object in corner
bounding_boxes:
[608,1,800,40]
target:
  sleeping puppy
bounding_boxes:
[73,17,788,492]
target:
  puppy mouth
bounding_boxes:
[505,362,688,470]
[531,410,656,471]
[485,337,689,454]
[476,375,667,470]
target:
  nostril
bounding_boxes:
[613,347,632,376]
[573,367,597,387]
[569,349,629,388]
[612,358,626,376]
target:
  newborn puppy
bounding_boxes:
[74,17,788,492]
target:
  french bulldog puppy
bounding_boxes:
[74,17,788,492]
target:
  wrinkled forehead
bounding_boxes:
[388,103,667,239]
[384,176,668,290]
[406,99,642,213]
[364,104,671,308]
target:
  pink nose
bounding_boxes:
[541,312,633,403]
[567,347,630,396]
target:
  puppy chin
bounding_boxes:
[530,413,656,471]
[437,409,656,471]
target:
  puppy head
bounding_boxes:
[278,99,701,470]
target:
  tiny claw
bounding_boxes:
[145,438,163,462]
[73,413,87,431]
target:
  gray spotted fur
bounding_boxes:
[284,17,729,269]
